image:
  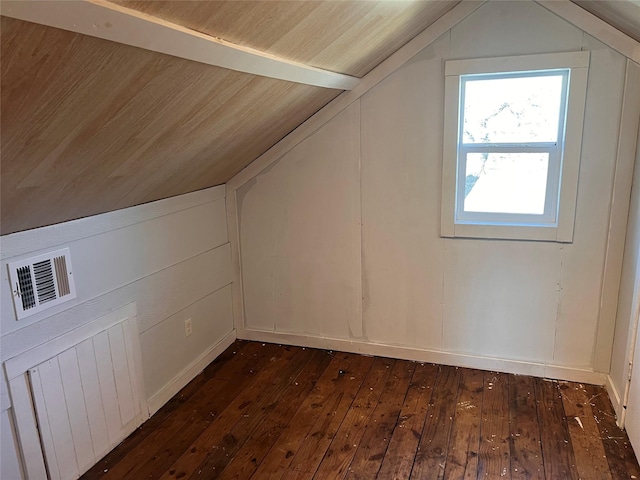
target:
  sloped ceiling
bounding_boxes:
[0,0,460,234]
[1,0,638,234]
[574,0,640,43]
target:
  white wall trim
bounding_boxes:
[0,0,358,90]
[594,60,640,372]
[236,328,607,386]
[4,303,137,381]
[225,191,246,331]
[1,185,225,261]
[605,373,624,426]
[226,0,486,192]
[146,329,236,417]
[4,304,140,480]
[536,1,640,65]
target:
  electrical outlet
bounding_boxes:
[184,318,192,337]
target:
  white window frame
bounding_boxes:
[441,51,590,242]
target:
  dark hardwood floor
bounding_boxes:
[81,340,640,480]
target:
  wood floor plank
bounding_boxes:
[112,342,283,480]
[286,354,375,477]
[560,382,612,480]
[81,340,261,480]
[345,360,417,480]
[508,374,544,480]
[376,362,439,479]
[79,342,640,480]
[442,368,484,480]
[535,378,579,480]
[216,349,334,480]
[249,352,361,479]
[410,365,461,480]
[584,384,640,480]
[157,345,305,480]
[312,357,394,480]
[184,346,320,479]
[477,372,510,479]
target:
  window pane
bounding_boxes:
[462,74,565,144]
[463,152,549,215]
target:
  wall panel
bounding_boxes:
[236,1,633,382]
[0,186,234,478]
[360,37,448,348]
[553,34,626,367]
[139,285,233,400]
[239,103,362,339]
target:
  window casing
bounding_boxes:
[441,52,590,242]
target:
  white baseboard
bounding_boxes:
[605,374,625,426]
[146,330,236,416]
[237,328,607,386]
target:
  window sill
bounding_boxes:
[441,223,573,242]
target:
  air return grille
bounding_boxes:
[8,248,77,320]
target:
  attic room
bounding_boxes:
[1,0,640,478]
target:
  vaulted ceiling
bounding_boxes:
[1,0,639,234]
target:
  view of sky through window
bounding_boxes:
[464,152,549,215]
[462,73,564,144]
[460,71,566,216]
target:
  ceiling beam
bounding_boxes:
[537,0,640,64]
[227,0,486,192]
[0,0,360,90]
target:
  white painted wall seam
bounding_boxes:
[1,186,225,261]
[358,98,366,341]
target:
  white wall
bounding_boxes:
[236,1,634,382]
[609,120,640,418]
[0,186,234,478]
[1,409,24,480]
[238,103,362,339]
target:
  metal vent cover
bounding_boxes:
[8,248,77,320]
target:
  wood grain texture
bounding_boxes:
[477,372,510,478]
[112,0,461,77]
[376,362,438,479]
[0,17,337,234]
[585,383,640,480]
[509,375,544,480]
[559,382,612,480]
[444,368,483,479]
[81,342,640,480]
[0,0,359,90]
[311,357,394,480]
[345,359,416,480]
[534,378,580,480]
[573,0,640,43]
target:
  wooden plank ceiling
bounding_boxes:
[574,0,640,43]
[1,0,638,234]
[1,0,460,234]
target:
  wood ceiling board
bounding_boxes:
[573,0,640,43]
[112,0,462,77]
[0,0,359,90]
[1,18,338,234]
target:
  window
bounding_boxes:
[441,52,590,242]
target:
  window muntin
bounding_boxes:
[455,70,569,226]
